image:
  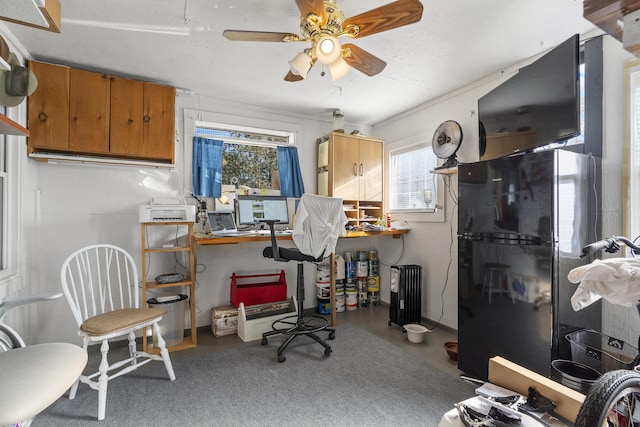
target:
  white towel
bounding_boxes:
[292,194,347,259]
[568,257,640,310]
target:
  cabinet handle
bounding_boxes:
[360,163,364,176]
[38,112,48,121]
[143,115,151,123]
[73,115,78,121]
[353,163,358,176]
[128,119,134,124]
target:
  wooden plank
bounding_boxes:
[488,356,585,423]
[0,113,28,136]
[583,0,640,41]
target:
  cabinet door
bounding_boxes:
[69,69,110,153]
[142,83,175,161]
[332,134,360,200]
[109,77,143,156]
[358,138,383,201]
[27,61,70,151]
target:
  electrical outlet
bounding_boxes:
[608,336,625,350]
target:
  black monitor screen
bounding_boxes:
[478,34,580,161]
[236,195,289,225]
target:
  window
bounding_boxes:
[194,123,293,190]
[389,144,438,212]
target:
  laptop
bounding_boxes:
[206,211,239,235]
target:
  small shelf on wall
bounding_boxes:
[0,113,29,136]
[431,166,457,175]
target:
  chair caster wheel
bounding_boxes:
[261,337,268,345]
[328,331,335,340]
[324,348,332,357]
[277,354,286,363]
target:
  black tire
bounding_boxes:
[574,369,640,427]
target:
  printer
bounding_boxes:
[139,198,196,223]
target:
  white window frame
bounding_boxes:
[0,105,23,282]
[386,137,445,223]
[624,60,640,241]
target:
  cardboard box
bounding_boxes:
[211,305,238,337]
[488,356,585,422]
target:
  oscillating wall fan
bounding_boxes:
[432,120,463,170]
[223,0,424,81]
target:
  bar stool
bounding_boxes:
[482,263,514,304]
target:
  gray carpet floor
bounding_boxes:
[34,324,474,426]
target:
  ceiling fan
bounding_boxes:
[223,0,424,82]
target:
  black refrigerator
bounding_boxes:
[457,149,601,380]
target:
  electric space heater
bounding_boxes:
[389,265,422,327]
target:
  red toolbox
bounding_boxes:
[230,270,287,307]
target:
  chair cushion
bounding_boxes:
[80,308,165,336]
[0,343,87,425]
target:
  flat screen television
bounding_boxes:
[235,195,289,225]
[478,34,580,161]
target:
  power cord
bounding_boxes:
[425,174,457,331]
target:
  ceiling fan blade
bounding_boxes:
[343,0,424,39]
[342,44,387,76]
[223,30,299,42]
[296,0,327,22]
[284,71,305,82]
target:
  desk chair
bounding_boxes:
[61,244,176,420]
[261,194,347,363]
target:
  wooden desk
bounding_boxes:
[193,229,408,325]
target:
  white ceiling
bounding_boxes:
[3,0,601,125]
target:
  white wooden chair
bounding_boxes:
[60,244,176,421]
[0,293,87,426]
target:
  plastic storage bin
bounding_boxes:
[566,329,639,373]
[147,294,188,347]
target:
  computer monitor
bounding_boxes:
[236,195,289,225]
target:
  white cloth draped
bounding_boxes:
[292,194,347,259]
[568,257,640,310]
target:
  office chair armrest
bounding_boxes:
[263,220,282,262]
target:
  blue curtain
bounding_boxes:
[192,137,224,198]
[277,146,305,198]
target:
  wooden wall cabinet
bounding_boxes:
[27,61,175,163]
[27,61,69,150]
[109,78,176,161]
[317,132,384,227]
[69,68,110,153]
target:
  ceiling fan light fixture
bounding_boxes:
[289,51,312,78]
[315,34,341,65]
[329,57,350,80]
